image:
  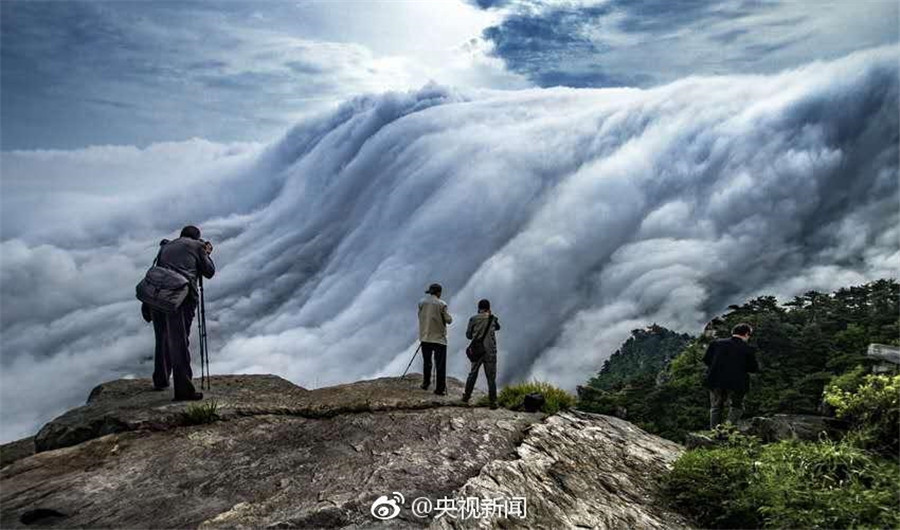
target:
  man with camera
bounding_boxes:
[462,298,501,409]
[151,225,215,400]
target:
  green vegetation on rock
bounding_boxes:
[180,400,220,425]
[665,434,900,529]
[484,381,575,414]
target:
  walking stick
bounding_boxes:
[198,276,210,390]
[401,344,422,377]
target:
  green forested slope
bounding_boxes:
[578,279,900,528]
[586,324,693,391]
[578,279,899,442]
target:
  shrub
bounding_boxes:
[703,423,763,449]
[575,385,622,415]
[180,400,220,425]
[826,365,869,394]
[751,441,900,529]
[664,444,760,528]
[824,373,899,456]
[488,381,576,414]
[664,439,900,529]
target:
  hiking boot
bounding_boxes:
[174,392,203,402]
[489,402,499,410]
[420,383,430,390]
[434,389,447,396]
[461,394,470,403]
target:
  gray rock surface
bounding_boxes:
[30,374,308,454]
[683,414,849,449]
[0,437,34,469]
[30,374,478,455]
[3,408,535,529]
[2,375,688,529]
[434,411,690,529]
[683,431,718,450]
[736,414,848,443]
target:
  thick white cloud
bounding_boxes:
[1,46,897,442]
[1,140,264,242]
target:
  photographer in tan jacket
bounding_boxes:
[418,283,453,395]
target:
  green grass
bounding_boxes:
[180,400,220,425]
[664,438,900,529]
[478,380,576,414]
[664,369,900,529]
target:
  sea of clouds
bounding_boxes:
[1,46,897,442]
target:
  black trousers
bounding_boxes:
[464,356,497,404]
[421,342,447,392]
[152,297,198,399]
[709,388,746,428]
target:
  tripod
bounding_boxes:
[401,344,438,391]
[401,344,422,377]
[198,276,211,390]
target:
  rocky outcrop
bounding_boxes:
[683,431,719,450]
[684,414,849,449]
[736,414,848,443]
[30,374,481,455]
[436,411,690,529]
[1,374,688,529]
[31,375,308,453]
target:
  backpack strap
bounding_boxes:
[477,315,494,343]
[151,239,170,267]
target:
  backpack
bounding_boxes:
[135,242,190,313]
[523,392,545,413]
[465,315,494,362]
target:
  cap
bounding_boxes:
[425,283,443,295]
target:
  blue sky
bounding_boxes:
[2,0,896,150]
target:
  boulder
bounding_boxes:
[683,432,718,450]
[736,414,848,443]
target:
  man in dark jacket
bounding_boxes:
[703,323,759,428]
[152,225,215,400]
[462,299,501,409]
